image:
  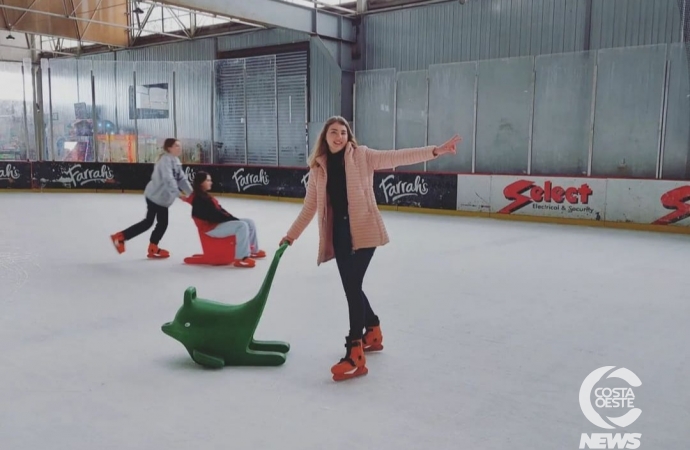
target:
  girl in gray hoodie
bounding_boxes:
[110,138,193,258]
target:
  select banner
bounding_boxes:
[374,171,458,210]
[0,161,32,189]
[491,175,607,221]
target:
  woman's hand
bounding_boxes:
[279,236,293,246]
[433,135,462,156]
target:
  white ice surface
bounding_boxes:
[0,192,688,450]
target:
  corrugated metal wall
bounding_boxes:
[110,39,215,159]
[75,39,216,162]
[353,42,689,178]
[213,59,246,164]
[277,51,309,166]
[214,51,308,166]
[309,38,356,121]
[0,61,32,159]
[244,56,278,166]
[217,28,310,52]
[116,38,216,61]
[308,38,342,152]
[363,0,684,70]
[310,38,341,122]
[590,0,683,49]
[77,29,309,61]
[57,33,320,165]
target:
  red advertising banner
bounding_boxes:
[490,176,607,221]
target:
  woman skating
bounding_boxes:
[110,138,192,258]
[280,115,461,381]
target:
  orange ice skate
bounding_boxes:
[363,325,384,352]
[110,232,125,254]
[331,337,368,381]
[147,243,170,259]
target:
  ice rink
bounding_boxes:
[1,191,688,450]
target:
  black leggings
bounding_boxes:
[332,214,379,340]
[121,198,169,245]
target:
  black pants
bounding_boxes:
[121,198,169,245]
[332,214,379,340]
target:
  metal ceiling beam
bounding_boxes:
[161,0,356,42]
[132,3,155,44]
[0,40,75,58]
[62,0,82,50]
[165,6,191,39]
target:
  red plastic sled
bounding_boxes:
[184,219,237,266]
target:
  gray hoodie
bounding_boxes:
[144,152,193,207]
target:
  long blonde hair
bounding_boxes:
[307,116,358,168]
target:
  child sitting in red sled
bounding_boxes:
[185,171,265,267]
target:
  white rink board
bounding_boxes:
[453,174,690,229]
[605,179,690,227]
[489,175,607,220]
[456,175,491,212]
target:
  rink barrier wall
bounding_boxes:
[2,161,690,235]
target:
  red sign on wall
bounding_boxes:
[652,185,690,225]
[499,180,594,214]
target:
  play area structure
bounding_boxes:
[162,243,290,368]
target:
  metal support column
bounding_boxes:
[20,64,30,161]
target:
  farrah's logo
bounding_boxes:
[232,168,269,191]
[379,174,429,203]
[0,163,21,181]
[57,164,115,187]
[183,166,197,184]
